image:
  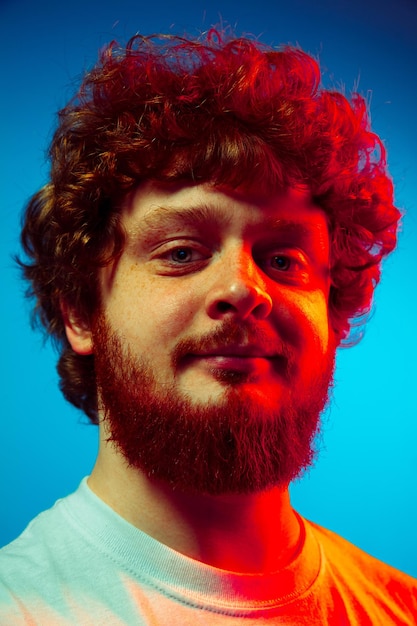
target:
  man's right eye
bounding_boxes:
[150,240,213,275]
[170,247,194,263]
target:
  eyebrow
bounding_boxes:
[135,203,232,240]
[132,202,328,248]
[251,217,329,248]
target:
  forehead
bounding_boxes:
[122,181,329,242]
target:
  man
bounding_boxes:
[1,30,416,624]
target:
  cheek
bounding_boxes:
[151,289,199,340]
[299,292,330,354]
[105,274,200,344]
[274,289,330,355]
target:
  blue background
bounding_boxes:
[1,0,416,577]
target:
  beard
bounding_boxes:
[92,314,335,496]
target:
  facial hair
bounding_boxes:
[93,315,335,496]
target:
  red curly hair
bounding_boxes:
[20,31,400,423]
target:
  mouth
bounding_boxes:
[191,344,278,359]
[182,345,284,376]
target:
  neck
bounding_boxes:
[88,436,302,574]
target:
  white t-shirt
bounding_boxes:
[1,478,416,624]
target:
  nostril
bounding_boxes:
[217,301,234,313]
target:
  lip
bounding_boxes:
[190,345,278,359]
[186,355,270,376]
[182,345,281,374]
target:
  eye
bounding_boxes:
[170,247,194,263]
[271,254,292,271]
[154,241,212,275]
[260,249,311,286]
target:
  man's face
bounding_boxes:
[91,181,336,494]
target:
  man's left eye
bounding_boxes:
[271,255,292,271]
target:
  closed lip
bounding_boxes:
[189,345,279,359]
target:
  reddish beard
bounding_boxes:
[92,315,335,495]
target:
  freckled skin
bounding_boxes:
[66,180,337,572]
[97,181,333,410]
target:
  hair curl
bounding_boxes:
[19,31,400,423]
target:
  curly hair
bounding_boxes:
[19,31,400,423]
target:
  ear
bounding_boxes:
[61,301,94,355]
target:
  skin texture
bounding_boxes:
[65,181,337,573]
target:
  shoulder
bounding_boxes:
[0,481,104,622]
[0,482,92,594]
[307,519,416,582]
[0,494,73,586]
[305,518,417,620]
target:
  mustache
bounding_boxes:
[171,320,293,369]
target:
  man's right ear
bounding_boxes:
[61,302,94,356]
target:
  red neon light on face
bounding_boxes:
[92,181,336,495]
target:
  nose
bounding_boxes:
[205,247,273,321]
